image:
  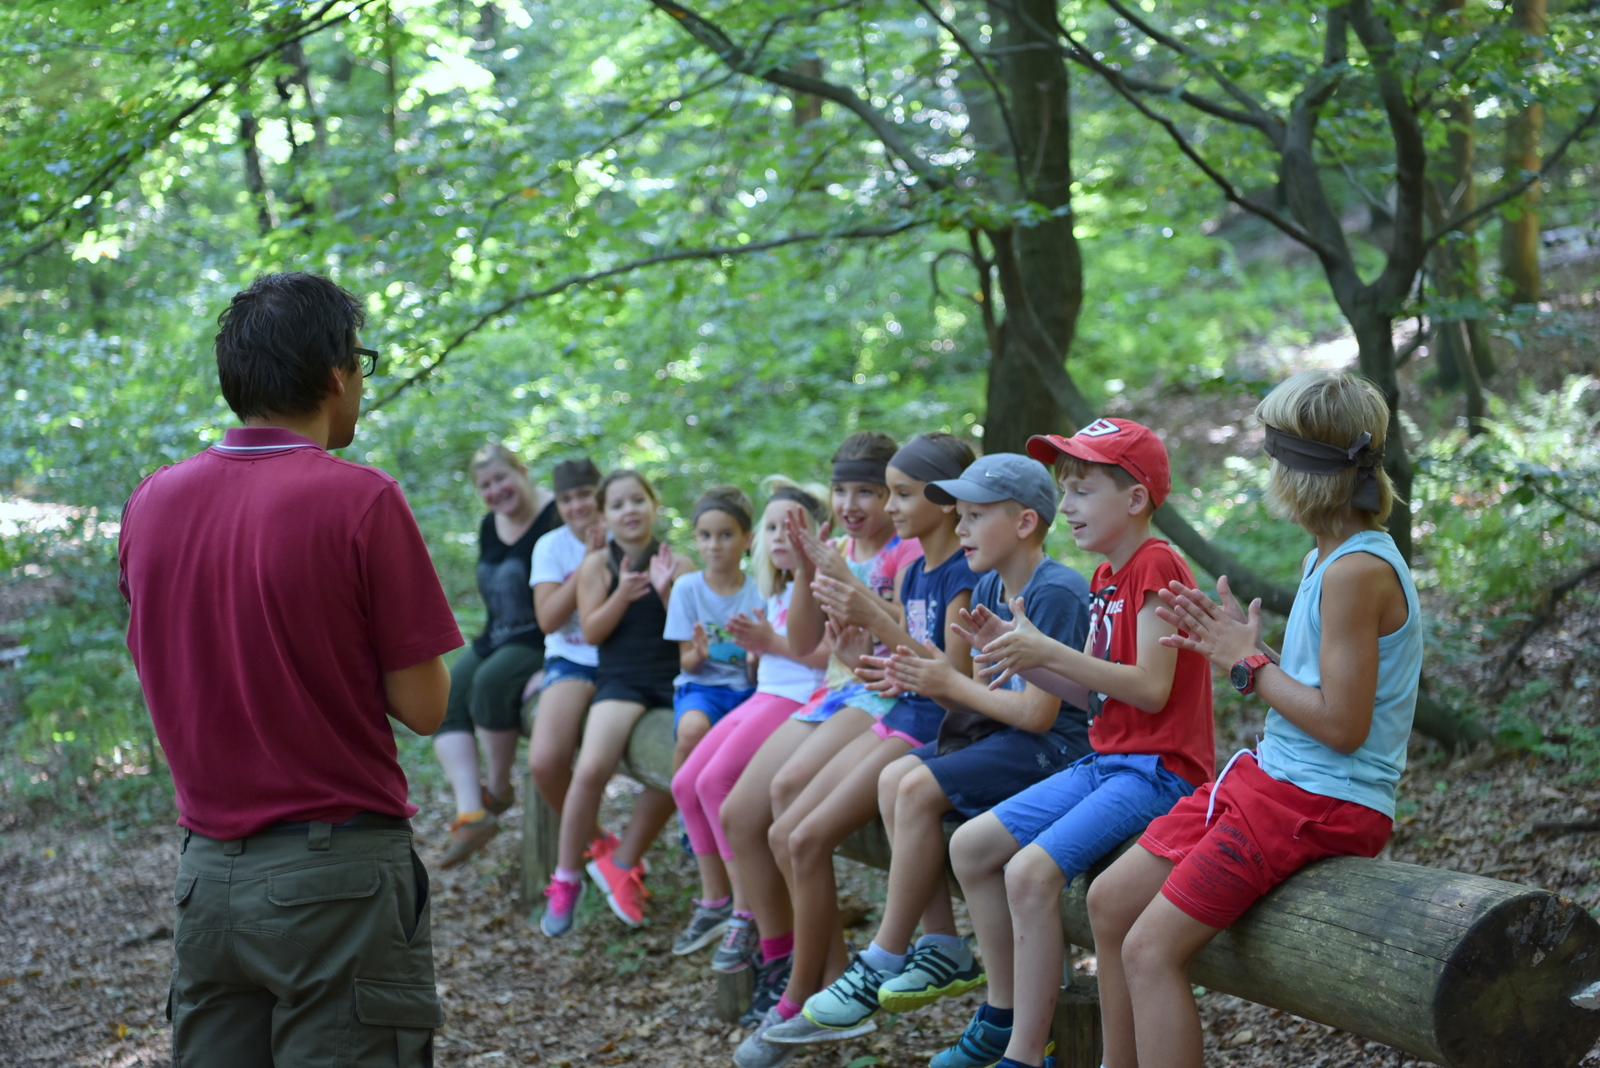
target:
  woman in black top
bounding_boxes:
[436,444,561,868]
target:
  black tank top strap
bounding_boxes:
[605,538,661,591]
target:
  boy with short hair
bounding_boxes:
[928,418,1215,1068]
[761,453,1094,1049]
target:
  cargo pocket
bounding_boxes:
[404,849,430,945]
[354,978,441,1067]
[266,861,381,906]
[174,870,197,907]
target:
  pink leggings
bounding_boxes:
[671,691,802,861]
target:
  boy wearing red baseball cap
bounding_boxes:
[923,417,1215,1068]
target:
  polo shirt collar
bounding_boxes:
[213,427,325,454]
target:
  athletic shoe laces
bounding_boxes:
[543,877,581,915]
[834,956,886,1011]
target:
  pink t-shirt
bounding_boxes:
[118,427,463,840]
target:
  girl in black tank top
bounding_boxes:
[543,470,693,936]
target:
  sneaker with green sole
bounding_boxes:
[876,939,985,1012]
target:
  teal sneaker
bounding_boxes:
[768,953,900,1044]
[877,939,985,1012]
[929,1008,1009,1068]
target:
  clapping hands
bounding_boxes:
[727,606,777,655]
[969,597,1050,690]
[1156,574,1260,670]
[648,542,678,603]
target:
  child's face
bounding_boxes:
[1058,466,1143,557]
[762,500,803,572]
[474,461,528,516]
[556,485,598,533]
[695,509,751,572]
[955,499,1029,573]
[884,465,948,540]
[830,480,890,539]
[603,477,656,543]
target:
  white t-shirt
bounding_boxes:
[756,582,826,703]
[528,526,600,667]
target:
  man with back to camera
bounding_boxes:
[118,271,463,1066]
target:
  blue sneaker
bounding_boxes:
[930,1008,1009,1068]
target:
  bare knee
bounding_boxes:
[1004,846,1065,917]
[950,816,1006,885]
[528,744,569,788]
[673,724,707,769]
[770,761,809,813]
[786,818,831,869]
[1087,870,1143,943]
[898,764,948,816]
[1120,915,1179,991]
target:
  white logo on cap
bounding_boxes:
[985,470,1001,477]
[1078,418,1121,437]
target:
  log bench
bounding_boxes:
[519,703,1600,1068]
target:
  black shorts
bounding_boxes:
[591,675,675,709]
[909,726,1092,819]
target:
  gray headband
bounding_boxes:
[1262,425,1383,513]
[768,485,829,525]
[693,496,752,532]
[890,436,966,484]
[831,458,888,485]
[552,458,602,495]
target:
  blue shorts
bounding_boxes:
[791,681,897,722]
[992,752,1195,882]
[910,725,1092,820]
[879,695,946,748]
[541,656,597,690]
[674,683,756,735]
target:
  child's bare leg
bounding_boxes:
[1122,895,1218,1068]
[672,710,712,772]
[1086,845,1176,1068]
[613,786,675,870]
[781,736,911,1003]
[950,813,1022,1007]
[770,706,872,818]
[479,728,520,801]
[555,700,642,873]
[876,752,922,840]
[870,762,955,953]
[1003,844,1069,1063]
[529,678,596,818]
[769,729,877,909]
[722,721,810,930]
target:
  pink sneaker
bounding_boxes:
[586,830,621,862]
[586,852,650,927]
[538,876,585,938]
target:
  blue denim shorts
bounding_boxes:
[673,683,756,735]
[992,752,1195,882]
[910,725,1090,820]
[541,656,598,690]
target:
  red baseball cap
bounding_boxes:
[1027,417,1172,508]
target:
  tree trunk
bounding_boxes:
[1350,303,1415,562]
[982,0,1082,454]
[1501,0,1546,304]
[1431,25,1495,392]
[238,109,274,235]
[383,1,401,198]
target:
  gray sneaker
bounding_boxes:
[672,900,732,955]
[711,917,760,973]
[761,1001,877,1046]
[733,1007,800,1068]
[739,952,793,1028]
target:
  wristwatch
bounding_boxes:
[1230,654,1274,695]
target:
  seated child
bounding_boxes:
[732,434,978,1068]
[1087,370,1422,1068]
[753,454,1093,1053]
[668,482,831,957]
[527,457,612,856]
[540,470,694,935]
[931,419,1214,1068]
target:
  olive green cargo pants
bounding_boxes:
[169,821,441,1067]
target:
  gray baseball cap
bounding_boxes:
[925,453,1057,526]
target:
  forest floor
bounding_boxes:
[3,259,1599,1067]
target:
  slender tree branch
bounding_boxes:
[649,0,946,188]
[1493,556,1600,691]
[1427,90,1600,249]
[911,0,1028,189]
[370,220,920,408]
[1098,0,1278,128]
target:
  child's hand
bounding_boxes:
[973,597,1053,690]
[828,619,874,671]
[811,574,877,629]
[691,621,712,664]
[1158,576,1262,670]
[648,542,677,603]
[585,522,609,552]
[883,644,956,699]
[951,603,1016,651]
[727,606,776,655]
[786,508,850,582]
[857,653,905,697]
[616,558,653,602]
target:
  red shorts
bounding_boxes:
[1139,752,1392,929]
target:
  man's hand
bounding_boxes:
[1157,576,1262,671]
[727,606,777,655]
[972,597,1056,690]
[882,644,958,700]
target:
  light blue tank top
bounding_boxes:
[1257,530,1423,818]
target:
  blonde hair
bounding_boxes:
[1255,370,1395,535]
[751,475,829,598]
[469,442,527,476]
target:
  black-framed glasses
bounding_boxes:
[353,346,380,377]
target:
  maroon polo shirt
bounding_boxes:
[118,427,462,840]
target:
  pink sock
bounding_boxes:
[734,909,755,922]
[761,934,794,963]
[698,895,731,909]
[775,995,802,1021]
[553,867,582,884]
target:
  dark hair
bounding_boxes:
[552,457,603,494]
[597,469,659,510]
[693,485,755,532]
[215,272,366,419]
[832,431,898,465]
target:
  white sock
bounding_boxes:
[862,940,909,973]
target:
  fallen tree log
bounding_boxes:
[519,703,1600,1068]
